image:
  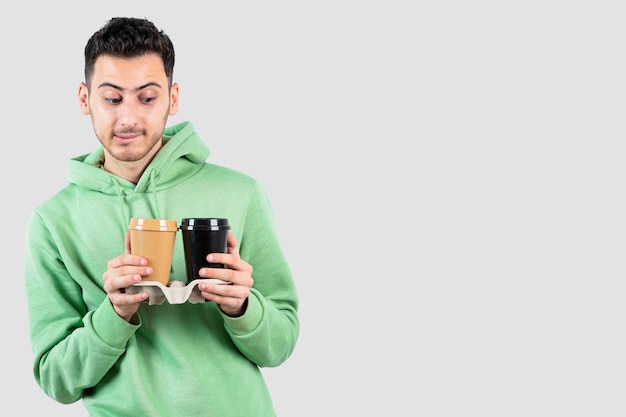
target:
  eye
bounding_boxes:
[141,96,156,104]
[104,97,121,105]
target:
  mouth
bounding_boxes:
[113,132,143,142]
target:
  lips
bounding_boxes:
[113,132,142,141]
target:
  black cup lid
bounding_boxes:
[180,218,230,231]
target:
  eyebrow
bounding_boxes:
[96,82,163,92]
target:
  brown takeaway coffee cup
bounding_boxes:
[128,218,178,286]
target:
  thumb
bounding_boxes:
[125,231,131,255]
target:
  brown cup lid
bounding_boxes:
[128,218,178,232]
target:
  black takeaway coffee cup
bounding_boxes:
[180,218,230,283]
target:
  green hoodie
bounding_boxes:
[24,121,299,416]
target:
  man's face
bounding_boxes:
[78,53,179,167]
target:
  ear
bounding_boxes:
[78,82,90,115]
[169,82,179,116]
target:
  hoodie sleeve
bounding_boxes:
[221,181,300,367]
[24,211,139,404]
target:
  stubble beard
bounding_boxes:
[96,129,163,163]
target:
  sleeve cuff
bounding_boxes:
[89,297,140,348]
[221,290,263,335]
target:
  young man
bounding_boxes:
[24,17,299,416]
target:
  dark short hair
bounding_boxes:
[84,17,175,88]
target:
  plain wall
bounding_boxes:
[2,1,624,415]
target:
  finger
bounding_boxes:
[103,272,145,293]
[109,288,148,305]
[200,266,253,287]
[199,284,250,317]
[107,253,148,270]
[204,252,250,275]
[199,280,249,301]
[226,231,239,255]
[109,291,149,322]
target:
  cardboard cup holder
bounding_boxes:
[126,279,230,305]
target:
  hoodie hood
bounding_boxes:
[67,121,209,220]
[69,121,208,193]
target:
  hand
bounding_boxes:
[197,231,254,317]
[102,231,151,322]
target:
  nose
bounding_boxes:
[116,100,141,127]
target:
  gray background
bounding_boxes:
[2,1,624,415]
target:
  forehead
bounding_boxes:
[92,53,167,88]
